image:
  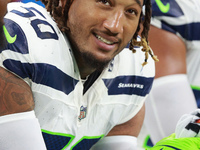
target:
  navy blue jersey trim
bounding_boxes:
[73,138,101,150]
[4,18,29,54]
[42,132,71,150]
[3,59,153,96]
[161,21,200,41]
[103,75,154,96]
[11,6,46,19]
[159,145,181,150]
[3,60,79,95]
[151,0,184,17]
[193,89,200,108]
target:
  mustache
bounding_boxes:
[92,29,121,43]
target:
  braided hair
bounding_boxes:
[37,0,158,66]
[129,0,159,65]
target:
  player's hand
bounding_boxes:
[175,109,200,138]
[149,133,200,150]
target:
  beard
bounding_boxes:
[0,21,6,49]
[80,50,111,72]
[67,32,112,72]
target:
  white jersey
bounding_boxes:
[1,2,155,150]
[150,0,200,106]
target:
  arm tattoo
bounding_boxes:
[0,67,34,116]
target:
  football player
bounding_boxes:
[0,0,157,149]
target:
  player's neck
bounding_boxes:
[78,63,96,79]
[72,48,97,79]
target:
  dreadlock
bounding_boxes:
[37,0,73,32]
[129,0,159,66]
[38,0,158,66]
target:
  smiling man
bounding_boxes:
[0,0,157,149]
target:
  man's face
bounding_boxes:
[0,0,8,48]
[66,0,143,70]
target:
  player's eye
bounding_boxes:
[126,9,137,15]
[126,9,138,16]
[98,0,110,6]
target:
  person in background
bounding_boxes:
[0,0,157,149]
[150,109,200,150]
[139,0,200,148]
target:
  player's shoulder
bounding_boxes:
[6,2,55,30]
[116,39,155,78]
[4,2,62,55]
[151,0,200,41]
[151,0,200,24]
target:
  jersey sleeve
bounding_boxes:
[114,46,155,124]
[1,13,31,85]
[151,0,184,34]
[0,2,60,86]
[151,0,200,41]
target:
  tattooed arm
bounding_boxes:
[0,67,34,116]
[0,67,47,149]
[0,1,47,149]
[0,1,33,112]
